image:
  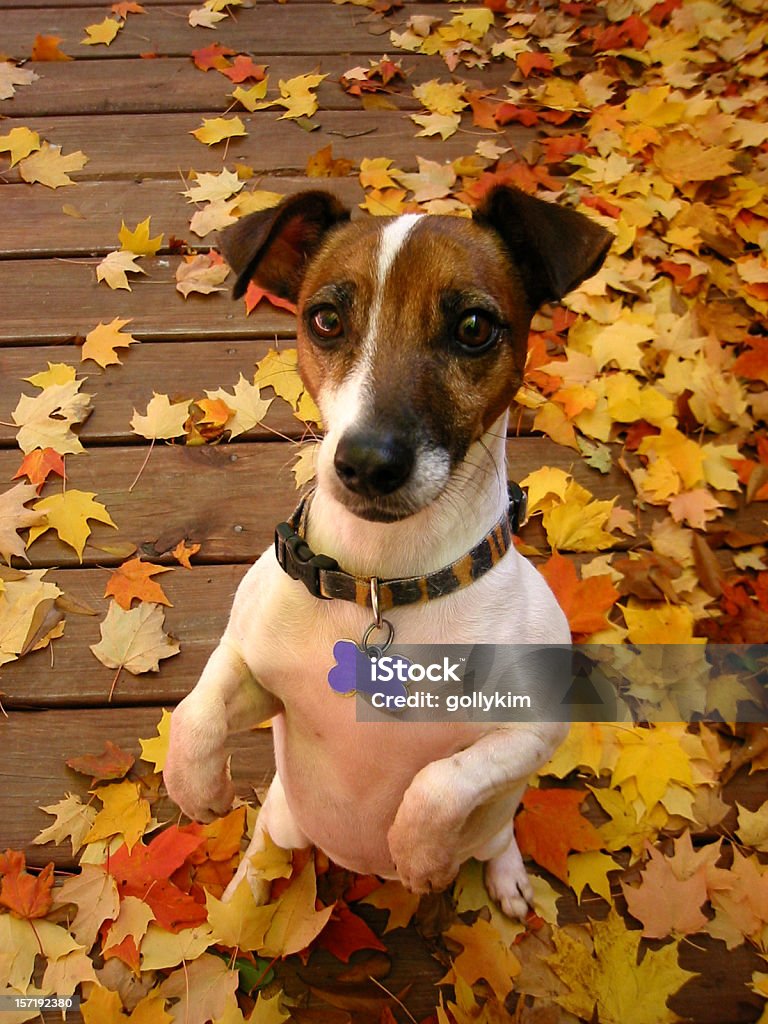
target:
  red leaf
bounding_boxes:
[315,901,387,962]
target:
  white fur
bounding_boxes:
[164,223,570,919]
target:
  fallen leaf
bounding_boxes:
[119,217,163,256]
[81,17,124,46]
[90,601,180,675]
[0,126,41,166]
[0,852,54,919]
[0,482,47,563]
[12,448,66,493]
[0,62,39,101]
[30,34,73,61]
[261,862,334,956]
[18,142,88,188]
[176,251,230,297]
[96,250,146,290]
[81,317,138,367]
[191,116,247,145]
[105,557,173,610]
[131,393,191,439]
[28,490,117,561]
[515,787,603,883]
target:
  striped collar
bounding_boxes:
[274,483,527,612]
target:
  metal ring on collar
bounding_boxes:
[362,618,394,654]
[370,576,382,628]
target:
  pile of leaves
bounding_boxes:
[1,0,768,1020]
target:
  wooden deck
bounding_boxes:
[2,1,767,1022]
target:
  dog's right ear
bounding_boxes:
[219,190,351,301]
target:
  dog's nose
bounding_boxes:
[334,430,414,497]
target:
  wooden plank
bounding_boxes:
[0,177,367,258]
[1,5,483,60]
[0,53,503,118]
[0,255,298,343]
[0,108,532,182]
[0,339,318,444]
[0,437,652,569]
[3,705,275,865]
[1,564,246,708]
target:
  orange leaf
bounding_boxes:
[66,740,136,784]
[12,448,66,493]
[30,34,73,61]
[244,281,297,316]
[191,44,235,72]
[539,552,619,638]
[104,556,173,609]
[515,788,602,883]
[219,55,267,84]
[172,539,201,569]
[517,52,553,78]
[0,850,55,919]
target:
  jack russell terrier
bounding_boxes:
[163,186,612,917]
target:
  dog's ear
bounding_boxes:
[473,185,613,309]
[219,190,351,301]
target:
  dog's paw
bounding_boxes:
[163,750,235,823]
[163,704,235,822]
[484,839,534,920]
[387,814,461,894]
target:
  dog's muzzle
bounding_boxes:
[333,429,415,499]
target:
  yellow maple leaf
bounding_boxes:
[28,489,117,561]
[411,111,461,140]
[276,72,327,120]
[440,919,520,1003]
[139,708,171,772]
[206,880,277,951]
[613,725,695,809]
[84,780,151,851]
[119,216,163,256]
[81,16,123,46]
[0,126,41,166]
[233,189,284,217]
[359,187,408,216]
[191,116,247,146]
[33,794,97,856]
[182,168,244,204]
[254,348,304,409]
[413,79,467,116]
[622,601,703,645]
[542,481,617,552]
[18,142,88,188]
[81,317,138,368]
[260,862,333,957]
[359,157,402,190]
[548,907,697,1024]
[361,880,420,933]
[205,375,271,437]
[140,923,214,971]
[131,393,191,439]
[12,376,91,455]
[567,849,618,903]
[90,601,180,677]
[96,249,145,291]
[232,78,270,111]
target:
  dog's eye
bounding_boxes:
[455,311,497,352]
[308,306,343,343]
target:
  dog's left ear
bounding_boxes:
[473,185,613,309]
[219,190,351,301]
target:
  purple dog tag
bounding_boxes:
[328,639,409,699]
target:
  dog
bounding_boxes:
[163,185,612,917]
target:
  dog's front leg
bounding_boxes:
[388,723,567,916]
[164,639,281,823]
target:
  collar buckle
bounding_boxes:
[275,521,338,599]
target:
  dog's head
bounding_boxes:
[221,187,612,522]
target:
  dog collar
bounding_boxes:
[274,482,527,613]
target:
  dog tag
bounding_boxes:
[327,638,410,699]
